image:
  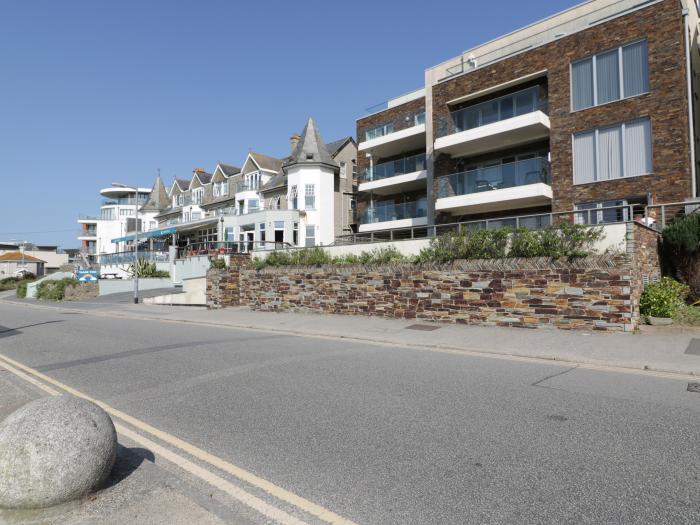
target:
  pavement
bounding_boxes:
[0,295,699,523]
[4,290,700,378]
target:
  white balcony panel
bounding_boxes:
[358,170,427,196]
[77,235,98,241]
[436,183,552,215]
[358,124,426,158]
[358,216,428,233]
[434,111,550,158]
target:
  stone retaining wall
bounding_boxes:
[207,223,661,332]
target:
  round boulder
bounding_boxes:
[0,395,117,509]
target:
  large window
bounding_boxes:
[192,187,204,204]
[305,184,315,209]
[305,225,316,247]
[365,123,394,141]
[289,185,298,210]
[572,40,649,111]
[573,118,652,184]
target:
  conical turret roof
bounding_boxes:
[284,117,337,170]
[141,175,170,212]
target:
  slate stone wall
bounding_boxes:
[207,225,662,331]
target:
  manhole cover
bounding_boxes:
[684,339,700,356]
[687,383,700,393]
[405,324,441,331]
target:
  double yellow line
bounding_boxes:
[0,351,357,525]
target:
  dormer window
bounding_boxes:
[306,153,314,160]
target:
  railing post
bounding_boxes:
[515,217,520,229]
[390,230,394,241]
[411,227,415,239]
[661,205,666,229]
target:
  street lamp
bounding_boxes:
[112,182,140,304]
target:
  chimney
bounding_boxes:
[290,133,301,154]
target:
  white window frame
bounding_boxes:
[570,39,649,112]
[305,224,316,247]
[340,161,346,179]
[304,184,315,209]
[192,187,204,204]
[572,118,652,185]
[289,185,298,209]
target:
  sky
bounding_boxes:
[0,0,577,249]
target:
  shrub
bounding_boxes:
[356,247,406,265]
[673,303,700,326]
[0,274,35,291]
[660,213,700,299]
[36,278,80,301]
[16,281,28,298]
[128,259,169,278]
[639,277,689,318]
[210,257,227,270]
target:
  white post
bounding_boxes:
[134,188,139,304]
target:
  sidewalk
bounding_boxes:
[8,294,699,378]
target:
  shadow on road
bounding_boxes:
[0,320,63,339]
[101,444,155,490]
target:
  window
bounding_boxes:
[340,161,347,179]
[571,40,649,111]
[119,208,134,216]
[365,123,394,141]
[248,199,259,212]
[192,188,204,204]
[352,160,357,178]
[414,112,426,125]
[305,225,315,247]
[575,200,629,224]
[293,222,299,245]
[289,185,298,210]
[573,118,651,184]
[259,223,266,243]
[305,184,315,209]
[221,181,228,196]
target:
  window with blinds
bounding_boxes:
[573,118,652,184]
[571,40,649,111]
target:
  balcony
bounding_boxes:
[358,112,427,159]
[358,198,429,233]
[358,153,428,195]
[436,157,552,215]
[434,86,549,158]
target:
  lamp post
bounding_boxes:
[112,182,140,304]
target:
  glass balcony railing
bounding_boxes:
[364,111,426,142]
[359,198,428,224]
[437,157,550,199]
[360,153,427,183]
[436,86,547,139]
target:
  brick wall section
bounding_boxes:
[64,282,99,301]
[206,226,664,331]
[356,98,425,174]
[206,255,250,309]
[237,256,635,331]
[431,0,691,213]
[627,222,662,317]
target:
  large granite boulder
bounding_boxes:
[0,395,117,509]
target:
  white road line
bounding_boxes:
[0,352,358,525]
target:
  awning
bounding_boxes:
[111,217,219,243]
[112,227,177,244]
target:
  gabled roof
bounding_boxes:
[325,136,355,157]
[172,178,190,192]
[193,170,212,185]
[260,172,287,192]
[0,252,45,263]
[141,176,170,212]
[245,152,284,173]
[217,163,241,177]
[284,117,337,170]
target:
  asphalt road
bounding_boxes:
[1,301,699,524]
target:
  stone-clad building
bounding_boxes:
[356,0,700,233]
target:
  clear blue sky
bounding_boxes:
[0,0,576,249]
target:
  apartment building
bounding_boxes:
[87,117,357,261]
[77,184,158,263]
[356,0,700,233]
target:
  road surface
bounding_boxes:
[0,299,698,524]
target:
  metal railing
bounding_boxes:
[437,157,550,198]
[99,250,170,266]
[176,240,292,259]
[436,86,547,139]
[335,203,644,245]
[359,199,429,225]
[360,153,427,183]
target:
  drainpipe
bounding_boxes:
[683,7,697,198]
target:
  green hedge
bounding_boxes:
[253,224,604,269]
[0,274,35,292]
[639,277,689,318]
[36,278,80,301]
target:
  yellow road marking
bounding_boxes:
[0,352,358,525]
